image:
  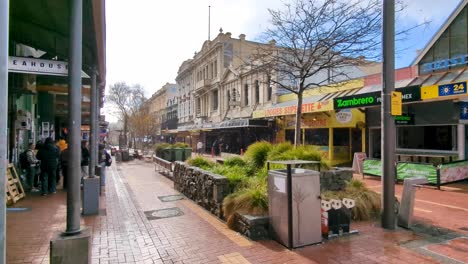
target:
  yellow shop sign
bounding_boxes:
[253,100,333,118]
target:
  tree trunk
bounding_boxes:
[123,115,128,148]
[294,92,303,147]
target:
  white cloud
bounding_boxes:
[104,0,464,122]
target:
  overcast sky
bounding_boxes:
[104,0,463,121]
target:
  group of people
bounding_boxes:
[21,137,111,196]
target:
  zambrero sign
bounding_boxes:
[253,100,333,118]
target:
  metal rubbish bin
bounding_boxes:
[173,148,184,161]
[267,160,322,249]
[183,148,192,161]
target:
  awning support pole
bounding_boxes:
[0,0,9,261]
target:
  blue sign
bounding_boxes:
[421,54,467,73]
[438,82,467,97]
[461,102,468,120]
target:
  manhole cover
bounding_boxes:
[144,207,184,220]
[158,195,185,202]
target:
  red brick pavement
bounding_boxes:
[7,159,467,264]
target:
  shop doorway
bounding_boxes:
[351,128,362,154]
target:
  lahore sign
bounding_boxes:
[334,86,421,110]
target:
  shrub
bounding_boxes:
[223,185,268,228]
[321,179,380,221]
[223,157,247,167]
[244,141,272,168]
[155,143,171,156]
[186,156,215,170]
[267,142,294,161]
[212,165,250,191]
[173,142,189,148]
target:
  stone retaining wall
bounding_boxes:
[232,213,270,240]
[320,168,353,191]
[173,162,230,218]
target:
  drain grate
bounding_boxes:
[158,195,185,202]
[144,207,184,220]
[460,227,468,232]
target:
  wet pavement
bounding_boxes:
[6,159,468,263]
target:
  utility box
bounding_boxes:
[267,161,322,248]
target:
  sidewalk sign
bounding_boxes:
[352,152,367,174]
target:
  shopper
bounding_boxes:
[22,143,40,192]
[60,147,70,189]
[37,137,59,196]
[197,140,204,155]
[81,140,90,182]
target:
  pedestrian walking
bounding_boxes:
[197,140,204,155]
[36,137,59,196]
[20,143,40,192]
[98,143,108,186]
[60,147,70,189]
[81,140,90,183]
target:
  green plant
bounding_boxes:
[244,141,272,168]
[212,165,249,191]
[186,156,216,170]
[267,142,294,160]
[173,142,189,148]
[223,157,247,167]
[155,143,171,157]
[223,185,268,228]
[321,179,381,221]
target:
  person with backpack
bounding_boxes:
[20,143,40,192]
[98,143,112,187]
[36,137,59,196]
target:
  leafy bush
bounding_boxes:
[212,165,249,191]
[244,141,272,168]
[223,157,247,167]
[267,142,294,161]
[155,143,171,156]
[173,142,189,148]
[186,156,215,170]
[321,179,380,221]
[224,185,268,228]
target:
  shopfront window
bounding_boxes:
[333,128,349,146]
[305,128,328,146]
[398,125,454,151]
[285,129,303,144]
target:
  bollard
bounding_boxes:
[341,198,355,233]
[321,200,331,239]
[329,199,342,234]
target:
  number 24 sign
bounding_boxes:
[438,82,467,97]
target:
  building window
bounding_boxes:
[213,89,219,110]
[255,80,260,103]
[244,84,249,106]
[197,98,201,115]
[267,80,272,101]
[214,60,217,77]
[227,90,231,104]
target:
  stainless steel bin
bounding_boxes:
[268,166,321,248]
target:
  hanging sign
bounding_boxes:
[334,86,420,110]
[8,56,89,78]
[438,82,467,97]
[461,102,468,120]
[391,91,402,116]
[395,114,414,125]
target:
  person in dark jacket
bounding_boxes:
[60,147,70,189]
[81,140,90,181]
[36,137,60,196]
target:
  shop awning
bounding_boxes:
[178,119,269,132]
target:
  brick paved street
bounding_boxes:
[6,159,468,263]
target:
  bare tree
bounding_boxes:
[128,102,158,150]
[107,82,146,147]
[256,0,409,146]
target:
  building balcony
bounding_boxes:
[195,79,212,91]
